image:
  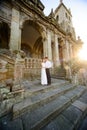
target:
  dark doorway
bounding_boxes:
[0,22,10,49]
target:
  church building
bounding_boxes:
[0,0,83,78]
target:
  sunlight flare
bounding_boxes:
[78,45,87,61]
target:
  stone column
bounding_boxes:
[13,53,25,91]
[70,44,73,59]
[54,34,60,66]
[47,30,52,60]
[9,8,20,51]
[62,43,66,62]
[18,27,22,50]
[43,38,48,57]
[65,40,70,61]
[71,45,75,58]
[65,40,72,79]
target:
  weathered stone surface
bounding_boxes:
[0,79,87,130]
[13,83,74,119]
[62,105,82,125]
[41,115,74,130]
[0,88,10,94]
[0,98,15,117]
[79,91,87,104]
[72,100,87,112]
[1,118,23,130]
[41,90,87,130]
[0,69,7,81]
[78,115,87,130]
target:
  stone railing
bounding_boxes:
[25,58,41,69]
[0,59,8,81]
[24,58,42,80]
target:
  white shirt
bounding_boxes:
[45,60,52,68]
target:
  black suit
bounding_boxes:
[45,60,52,85]
[46,68,51,85]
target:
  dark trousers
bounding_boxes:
[46,68,51,85]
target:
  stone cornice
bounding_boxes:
[15,1,64,33]
[0,0,76,43]
[11,0,69,36]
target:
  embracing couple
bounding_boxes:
[41,57,52,86]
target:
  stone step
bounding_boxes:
[0,79,69,118]
[41,90,87,130]
[12,85,86,130]
[77,115,87,130]
[1,86,87,130]
[20,86,86,130]
[23,79,69,98]
[0,53,14,65]
[13,83,76,119]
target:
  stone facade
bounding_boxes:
[0,0,83,77]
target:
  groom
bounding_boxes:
[45,57,52,85]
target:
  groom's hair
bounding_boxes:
[45,57,48,59]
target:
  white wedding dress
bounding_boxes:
[41,62,47,85]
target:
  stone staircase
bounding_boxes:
[0,79,87,130]
[0,50,14,80]
[0,49,15,65]
[52,66,66,80]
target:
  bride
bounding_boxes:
[41,58,47,85]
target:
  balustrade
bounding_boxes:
[24,58,42,79]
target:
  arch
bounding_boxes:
[0,22,10,49]
[21,20,43,58]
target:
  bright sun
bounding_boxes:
[78,45,87,61]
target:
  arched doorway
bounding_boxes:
[0,22,10,49]
[21,20,43,58]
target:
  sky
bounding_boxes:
[41,0,87,48]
